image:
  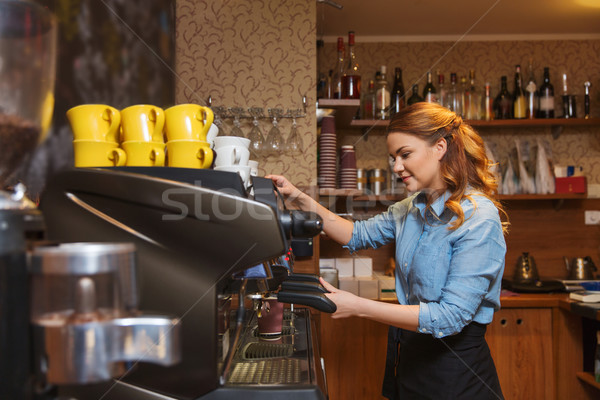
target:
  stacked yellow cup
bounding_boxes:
[67,104,126,167]
[164,104,216,169]
[120,105,165,166]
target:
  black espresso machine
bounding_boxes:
[31,167,334,400]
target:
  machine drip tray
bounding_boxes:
[228,359,302,385]
[253,326,296,337]
[243,342,294,360]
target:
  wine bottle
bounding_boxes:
[464,69,481,120]
[422,71,437,103]
[481,82,494,121]
[538,67,555,118]
[494,76,513,119]
[458,76,468,117]
[341,31,361,99]
[448,73,462,115]
[376,66,391,120]
[525,59,538,119]
[407,84,423,105]
[437,73,448,108]
[391,67,406,116]
[513,65,527,119]
[332,37,344,99]
[361,80,376,119]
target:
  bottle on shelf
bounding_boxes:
[391,67,406,116]
[361,79,376,119]
[513,65,527,119]
[422,71,437,103]
[447,73,462,115]
[464,69,481,120]
[493,76,513,119]
[376,65,391,119]
[437,73,448,108]
[332,37,344,99]
[561,73,577,118]
[341,31,361,99]
[458,75,468,116]
[538,67,555,118]
[407,84,424,105]
[481,82,494,121]
[525,59,538,119]
[325,69,334,99]
[316,39,327,99]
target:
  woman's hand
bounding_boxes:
[265,174,304,202]
[320,277,362,319]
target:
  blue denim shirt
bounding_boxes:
[346,191,506,338]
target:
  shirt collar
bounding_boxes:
[414,190,451,219]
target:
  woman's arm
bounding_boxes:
[266,174,354,245]
[320,278,419,331]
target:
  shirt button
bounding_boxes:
[404,262,408,267]
[421,328,427,333]
[438,332,443,337]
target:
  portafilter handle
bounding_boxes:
[279,210,323,239]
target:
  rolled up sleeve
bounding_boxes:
[344,204,402,253]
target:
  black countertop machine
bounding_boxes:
[36,167,333,400]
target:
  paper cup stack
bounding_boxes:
[339,145,357,189]
[319,116,337,189]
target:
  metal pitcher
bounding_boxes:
[564,256,597,280]
[514,252,540,284]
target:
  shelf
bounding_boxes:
[317,99,360,129]
[576,372,600,391]
[347,117,600,132]
[498,193,587,200]
[318,188,364,197]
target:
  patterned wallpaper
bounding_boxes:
[319,39,600,186]
[175,0,317,186]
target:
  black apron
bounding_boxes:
[382,323,504,400]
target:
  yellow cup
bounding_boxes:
[122,141,165,167]
[164,104,214,142]
[121,104,165,143]
[166,140,213,169]
[67,104,121,142]
[73,140,127,167]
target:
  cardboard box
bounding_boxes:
[374,272,396,300]
[358,277,379,299]
[339,277,359,295]
[335,258,354,277]
[354,257,373,277]
[319,258,335,269]
[555,176,587,194]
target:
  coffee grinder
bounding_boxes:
[0,1,57,398]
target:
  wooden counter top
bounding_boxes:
[500,291,569,308]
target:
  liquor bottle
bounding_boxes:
[407,84,423,105]
[391,67,406,116]
[325,69,334,99]
[422,71,437,103]
[525,59,538,119]
[361,80,376,119]
[464,69,481,120]
[437,73,448,108]
[513,65,527,119]
[376,66,391,119]
[538,67,555,118]
[341,31,361,99]
[493,76,513,119]
[448,73,462,115]
[481,82,494,121]
[332,37,344,99]
[561,73,576,118]
[316,39,327,99]
[458,76,468,116]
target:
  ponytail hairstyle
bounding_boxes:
[387,102,509,233]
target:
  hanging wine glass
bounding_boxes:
[212,106,229,136]
[285,109,303,155]
[247,107,265,157]
[265,108,284,156]
[228,107,245,137]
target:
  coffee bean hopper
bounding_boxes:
[0,1,56,398]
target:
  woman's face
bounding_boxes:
[387,131,447,194]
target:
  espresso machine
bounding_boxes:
[37,166,332,399]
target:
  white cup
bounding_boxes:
[215,145,250,167]
[215,165,251,187]
[207,123,219,148]
[248,160,259,177]
[213,135,250,149]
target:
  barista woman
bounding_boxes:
[267,102,508,399]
